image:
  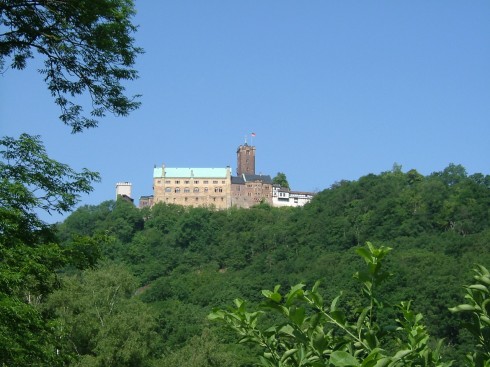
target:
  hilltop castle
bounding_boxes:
[136,144,313,209]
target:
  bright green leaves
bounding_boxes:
[263,285,284,303]
[449,265,490,366]
[330,351,359,367]
[210,242,454,367]
[354,242,392,301]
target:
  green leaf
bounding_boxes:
[475,275,490,286]
[280,348,298,362]
[331,293,342,312]
[207,310,225,320]
[391,349,412,361]
[289,306,306,326]
[330,351,359,366]
[448,304,477,313]
[357,307,370,334]
[468,284,489,294]
[356,247,373,264]
[330,310,346,326]
[262,289,282,303]
[285,283,306,306]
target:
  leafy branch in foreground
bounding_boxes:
[0,0,143,132]
[449,265,490,367]
[209,242,452,367]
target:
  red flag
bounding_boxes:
[251,132,256,137]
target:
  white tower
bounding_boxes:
[116,182,132,199]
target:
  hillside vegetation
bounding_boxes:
[55,163,490,366]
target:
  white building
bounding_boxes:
[272,185,314,207]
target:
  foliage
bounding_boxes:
[449,265,490,367]
[209,243,452,366]
[0,134,99,366]
[57,164,490,365]
[153,328,247,367]
[45,263,160,367]
[0,0,142,132]
[273,172,290,189]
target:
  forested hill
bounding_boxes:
[57,163,490,365]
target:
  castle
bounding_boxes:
[134,143,314,209]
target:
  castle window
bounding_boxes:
[194,180,199,184]
[203,180,209,184]
[184,187,190,193]
[175,180,180,184]
[185,197,188,201]
[214,187,222,193]
[157,180,161,184]
[213,180,218,184]
[195,197,199,201]
[165,180,171,184]
[175,187,180,193]
[184,180,190,184]
[204,187,209,192]
[165,187,171,192]
[193,187,199,193]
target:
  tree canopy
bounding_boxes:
[0,134,100,366]
[0,0,142,132]
[273,172,290,189]
[57,163,490,365]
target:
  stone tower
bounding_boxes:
[236,144,256,175]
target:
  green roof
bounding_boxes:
[153,167,229,178]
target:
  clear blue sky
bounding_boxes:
[1,1,489,223]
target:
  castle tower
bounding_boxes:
[236,144,256,176]
[116,182,132,199]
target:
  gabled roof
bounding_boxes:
[154,167,229,178]
[231,174,273,185]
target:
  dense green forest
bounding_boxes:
[49,163,490,366]
[2,2,489,365]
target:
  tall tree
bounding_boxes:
[45,264,160,367]
[1,1,143,364]
[0,0,142,132]
[273,172,290,189]
[0,134,99,366]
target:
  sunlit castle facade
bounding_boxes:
[138,142,315,209]
[152,165,232,209]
